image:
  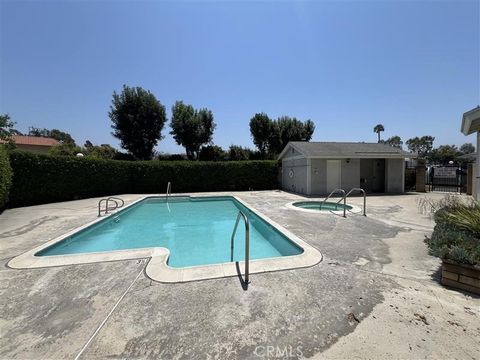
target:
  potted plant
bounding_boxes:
[422,195,480,294]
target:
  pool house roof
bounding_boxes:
[278,141,414,160]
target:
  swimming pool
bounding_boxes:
[37,196,302,267]
[9,195,322,282]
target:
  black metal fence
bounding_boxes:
[426,165,467,193]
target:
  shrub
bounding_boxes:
[228,145,254,161]
[198,145,227,161]
[157,153,186,161]
[0,146,12,210]
[442,204,480,236]
[417,194,471,217]
[425,220,480,265]
[424,196,480,266]
[8,151,278,207]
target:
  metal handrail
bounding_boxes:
[97,197,124,217]
[166,182,171,202]
[108,196,124,210]
[98,199,107,217]
[320,188,347,217]
[230,211,250,284]
[338,188,366,216]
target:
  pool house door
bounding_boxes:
[326,160,341,193]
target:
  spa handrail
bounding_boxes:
[338,188,366,216]
[230,211,250,284]
[320,189,347,217]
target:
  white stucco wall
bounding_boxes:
[282,153,405,195]
[385,158,405,193]
[310,159,327,195]
[308,158,360,195]
[281,157,308,194]
[341,159,361,191]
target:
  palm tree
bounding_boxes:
[373,124,385,143]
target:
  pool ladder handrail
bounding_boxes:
[98,197,124,217]
[337,188,367,216]
[166,182,171,202]
[230,211,250,284]
[320,189,347,217]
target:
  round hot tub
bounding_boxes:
[292,201,352,212]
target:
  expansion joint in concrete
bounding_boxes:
[74,265,145,360]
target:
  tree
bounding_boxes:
[49,139,119,159]
[83,140,118,159]
[170,101,216,159]
[84,140,94,149]
[28,127,50,137]
[0,114,16,141]
[428,145,461,164]
[373,124,385,143]
[268,116,315,155]
[249,113,272,157]
[228,145,254,161]
[250,114,315,157]
[49,129,76,147]
[383,135,403,148]
[460,143,475,154]
[198,145,227,161]
[49,144,82,156]
[405,136,435,158]
[109,85,167,160]
[87,144,118,159]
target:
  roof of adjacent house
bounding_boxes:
[0,135,60,146]
[461,106,480,135]
[278,141,414,159]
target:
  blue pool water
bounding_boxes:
[37,196,303,267]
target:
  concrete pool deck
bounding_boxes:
[0,191,479,359]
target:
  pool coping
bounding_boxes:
[8,194,322,283]
[285,200,362,215]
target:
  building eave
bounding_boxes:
[307,154,412,159]
[281,153,414,161]
[461,106,480,135]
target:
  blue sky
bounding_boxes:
[1,0,479,154]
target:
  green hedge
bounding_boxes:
[0,146,13,210]
[8,151,278,207]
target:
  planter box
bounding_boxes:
[441,259,480,295]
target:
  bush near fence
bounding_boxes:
[0,146,13,210]
[8,151,278,207]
